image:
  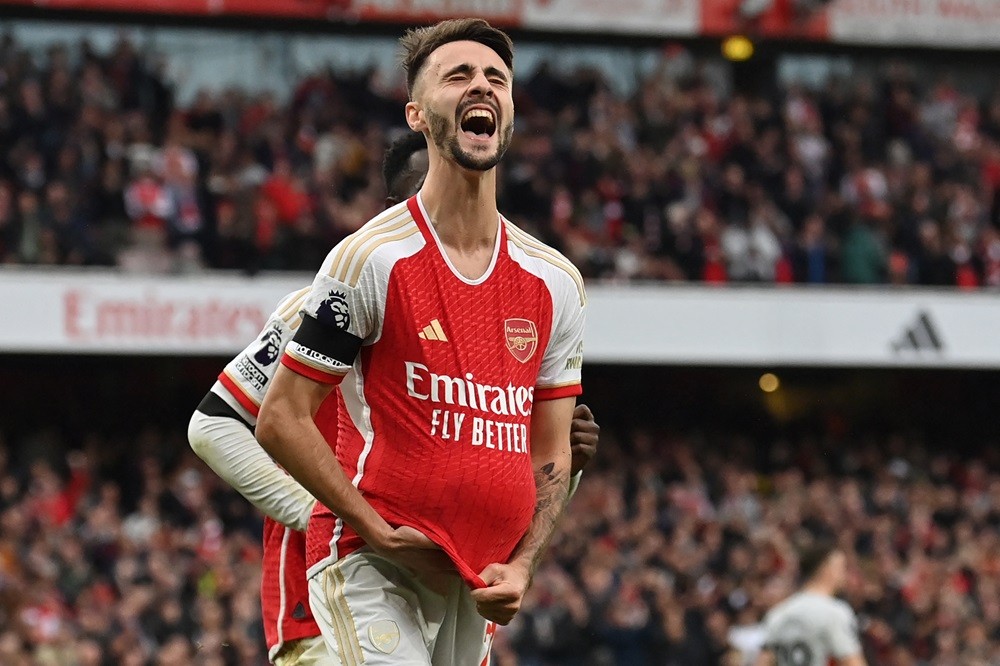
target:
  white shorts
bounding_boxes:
[273,636,330,665]
[307,549,495,665]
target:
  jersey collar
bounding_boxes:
[407,193,505,286]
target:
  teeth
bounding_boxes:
[463,108,494,122]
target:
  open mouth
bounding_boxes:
[460,107,497,140]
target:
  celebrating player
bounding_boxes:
[189,129,597,664]
[756,542,867,666]
[255,17,586,664]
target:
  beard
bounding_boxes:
[426,106,513,172]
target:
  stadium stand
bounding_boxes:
[4,11,1000,666]
[2,33,1000,286]
[3,418,1000,665]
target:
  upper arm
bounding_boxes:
[529,397,575,464]
[535,273,585,402]
[258,363,337,437]
[280,242,382,386]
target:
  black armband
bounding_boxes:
[293,315,363,366]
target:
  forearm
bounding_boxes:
[256,402,390,545]
[188,410,315,531]
[509,452,571,577]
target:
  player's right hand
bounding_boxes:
[470,562,530,625]
[373,525,455,576]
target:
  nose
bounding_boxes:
[468,70,494,99]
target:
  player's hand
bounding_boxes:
[470,563,530,625]
[570,403,600,476]
[372,526,454,576]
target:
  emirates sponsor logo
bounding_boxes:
[404,361,533,454]
[504,318,537,363]
[405,361,533,417]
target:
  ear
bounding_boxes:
[405,101,426,132]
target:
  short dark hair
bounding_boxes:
[399,18,514,98]
[798,540,839,582]
[382,132,427,202]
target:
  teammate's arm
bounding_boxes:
[471,396,574,625]
[568,403,599,494]
[188,398,315,531]
[838,655,866,666]
[187,295,318,532]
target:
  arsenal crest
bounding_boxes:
[504,318,538,363]
[368,619,400,654]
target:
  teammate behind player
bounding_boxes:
[256,17,585,665]
[756,541,867,666]
[188,130,598,664]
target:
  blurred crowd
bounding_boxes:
[0,427,268,665]
[498,431,1000,666]
[3,423,1000,665]
[2,32,1000,285]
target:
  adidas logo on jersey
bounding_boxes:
[418,319,449,342]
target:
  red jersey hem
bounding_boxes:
[280,354,344,385]
[308,512,489,590]
[534,383,582,401]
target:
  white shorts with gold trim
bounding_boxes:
[307,550,494,665]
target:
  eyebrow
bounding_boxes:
[440,63,509,84]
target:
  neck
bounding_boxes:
[418,152,499,252]
[803,580,833,597]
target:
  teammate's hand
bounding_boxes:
[470,563,530,625]
[570,403,600,476]
[373,525,454,576]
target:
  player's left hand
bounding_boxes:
[570,403,600,476]
[470,562,530,625]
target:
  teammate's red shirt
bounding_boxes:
[258,520,315,654]
[213,289,340,659]
[282,195,586,588]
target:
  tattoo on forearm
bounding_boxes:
[515,460,569,577]
[534,462,559,515]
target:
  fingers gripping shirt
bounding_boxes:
[281,197,586,588]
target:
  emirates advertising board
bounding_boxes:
[2,271,1000,368]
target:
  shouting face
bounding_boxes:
[407,40,514,172]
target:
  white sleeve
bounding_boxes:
[567,471,584,498]
[535,276,585,401]
[828,603,863,658]
[188,411,315,531]
[281,248,382,383]
[216,288,308,423]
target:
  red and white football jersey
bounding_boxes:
[282,195,586,588]
[211,289,338,659]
